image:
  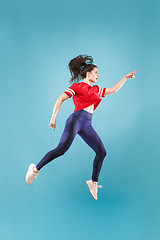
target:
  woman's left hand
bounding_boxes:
[125,70,138,80]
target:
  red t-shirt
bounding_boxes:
[64,82,106,111]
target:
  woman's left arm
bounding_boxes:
[104,70,138,96]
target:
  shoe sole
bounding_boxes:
[86,181,97,200]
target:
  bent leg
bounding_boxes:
[78,125,107,182]
[36,114,79,170]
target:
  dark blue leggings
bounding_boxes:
[36,109,107,182]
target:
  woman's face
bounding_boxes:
[88,67,99,83]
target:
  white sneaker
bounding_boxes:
[86,180,102,200]
[25,163,38,185]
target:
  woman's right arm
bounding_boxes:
[104,71,138,95]
[49,93,70,131]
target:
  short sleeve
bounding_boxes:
[95,85,106,98]
[64,83,77,98]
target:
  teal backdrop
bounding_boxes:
[1,0,160,239]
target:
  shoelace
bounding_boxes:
[97,185,102,188]
[90,181,103,189]
[91,183,103,189]
[92,184,103,194]
[33,169,39,179]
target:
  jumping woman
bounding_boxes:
[25,55,138,200]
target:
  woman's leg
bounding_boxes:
[78,125,107,182]
[36,114,79,170]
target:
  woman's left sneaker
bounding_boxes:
[86,180,102,200]
[25,163,38,185]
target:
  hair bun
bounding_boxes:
[81,62,87,67]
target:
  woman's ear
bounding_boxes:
[87,71,91,78]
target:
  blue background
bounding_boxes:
[1,0,160,239]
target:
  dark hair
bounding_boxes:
[67,55,98,84]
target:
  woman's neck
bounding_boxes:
[82,79,92,86]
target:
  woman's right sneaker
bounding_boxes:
[25,163,38,185]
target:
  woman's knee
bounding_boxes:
[100,147,107,158]
[55,142,70,156]
[96,145,107,159]
[103,148,107,158]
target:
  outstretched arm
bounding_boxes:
[104,71,138,96]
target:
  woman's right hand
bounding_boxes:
[124,70,138,80]
[49,116,56,131]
